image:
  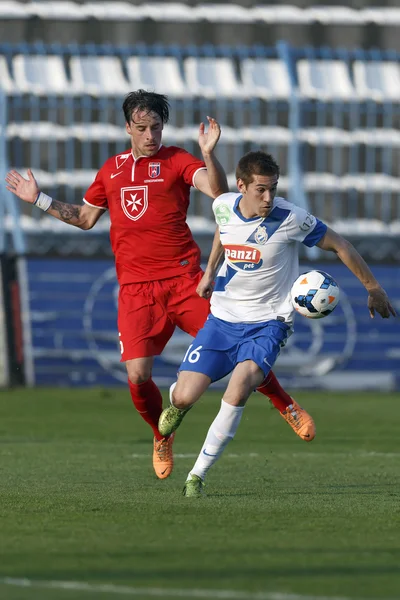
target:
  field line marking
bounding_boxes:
[0,577,397,600]
[131,453,260,459]
[130,452,400,459]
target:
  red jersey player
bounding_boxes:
[5,90,315,480]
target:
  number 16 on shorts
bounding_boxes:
[182,344,203,364]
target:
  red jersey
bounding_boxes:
[83,146,206,284]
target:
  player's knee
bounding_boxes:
[172,386,196,409]
[127,367,152,385]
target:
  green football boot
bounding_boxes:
[182,475,205,498]
[158,405,190,436]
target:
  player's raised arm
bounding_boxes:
[196,227,225,299]
[317,226,396,319]
[5,168,104,230]
[195,116,229,199]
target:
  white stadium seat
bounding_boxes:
[138,3,197,22]
[194,4,253,23]
[0,1,29,19]
[298,128,353,146]
[251,5,308,24]
[69,56,130,96]
[29,1,84,20]
[0,55,16,94]
[81,2,144,20]
[126,56,190,97]
[183,57,246,99]
[353,61,400,102]
[304,6,363,24]
[353,128,400,146]
[240,59,291,99]
[332,219,388,235]
[12,55,71,95]
[297,59,356,100]
[1,3,400,25]
[361,7,400,25]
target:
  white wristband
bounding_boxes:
[34,192,52,212]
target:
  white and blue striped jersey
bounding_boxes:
[211,193,327,324]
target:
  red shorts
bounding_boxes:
[118,271,210,361]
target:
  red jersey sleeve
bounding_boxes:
[173,148,206,189]
[83,168,108,210]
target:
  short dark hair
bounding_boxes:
[236,151,280,186]
[122,89,170,124]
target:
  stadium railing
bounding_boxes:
[1,42,400,259]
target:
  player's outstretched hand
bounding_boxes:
[5,169,39,204]
[198,116,221,155]
[196,272,214,300]
[367,287,396,319]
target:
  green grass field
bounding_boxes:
[0,387,399,600]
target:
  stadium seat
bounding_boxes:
[353,61,400,102]
[297,59,356,100]
[7,122,69,140]
[304,6,362,24]
[0,1,29,19]
[361,7,400,25]
[241,126,292,144]
[69,56,130,96]
[183,57,246,98]
[240,59,291,99]
[139,3,196,22]
[30,1,83,20]
[353,128,400,146]
[81,2,142,20]
[251,5,308,24]
[332,218,387,235]
[12,55,71,95]
[194,3,253,23]
[303,173,339,191]
[0,55,16,94]
[341,174,400,192]
[126,56,190,97]
[298,128,353,146]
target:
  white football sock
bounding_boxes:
[188,399,244,482]
[169,382,177,406]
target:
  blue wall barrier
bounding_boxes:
[23,257,400,390]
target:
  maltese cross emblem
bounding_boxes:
[121,186,148,221]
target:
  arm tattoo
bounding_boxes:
[51,200,81,223]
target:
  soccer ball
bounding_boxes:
[291,270,340,319]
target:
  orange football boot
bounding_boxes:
[153,433,175,479]
[280,399,315,442]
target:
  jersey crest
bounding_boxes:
[149,162,161,178]
[121,186,148,221]
[254,225,268,245]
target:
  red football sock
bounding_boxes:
[128,379,164,441]
[256,370,292,413]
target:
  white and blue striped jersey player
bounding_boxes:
[179,193,328,382]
